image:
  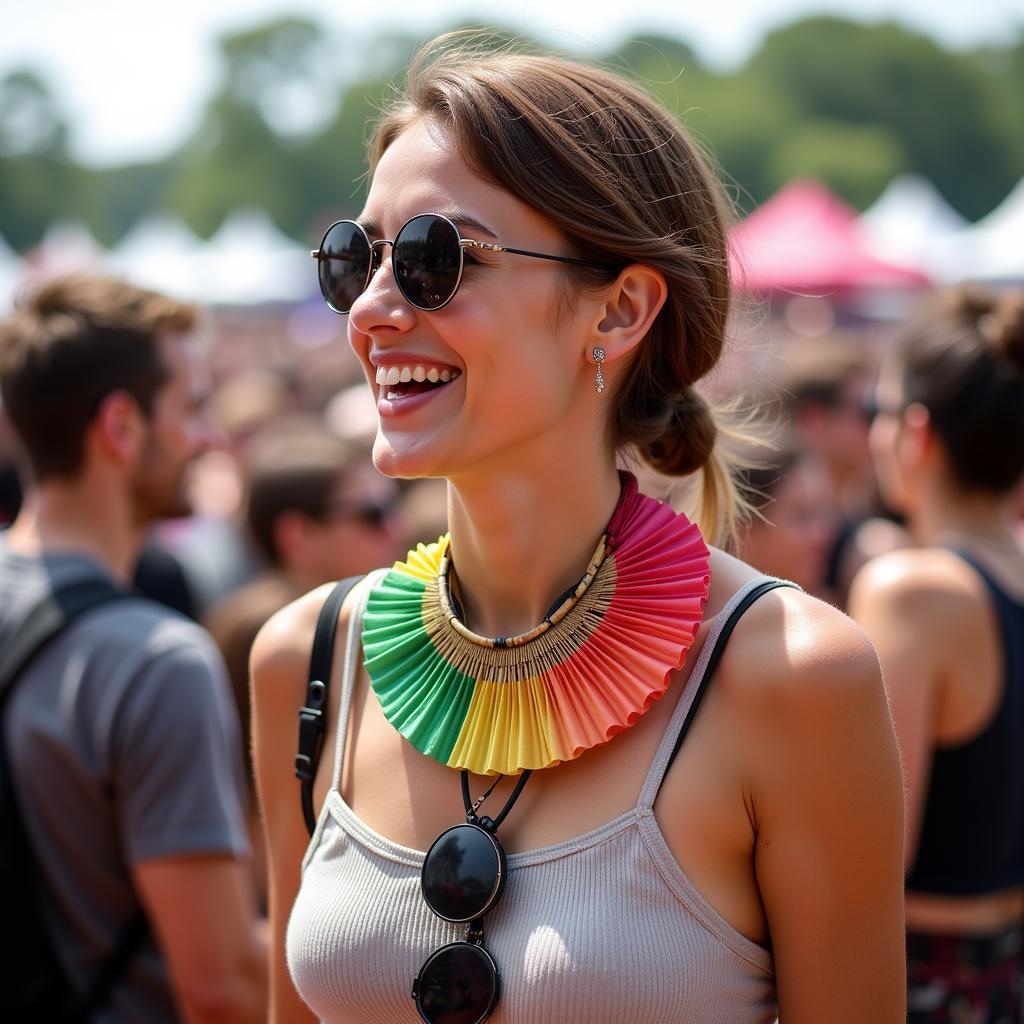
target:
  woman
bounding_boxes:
[850,287,1024,1023]
[252,36,904,1024]
[733,440,839,599]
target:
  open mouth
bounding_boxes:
[375,364,462,402]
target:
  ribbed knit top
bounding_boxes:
[287,573,779,1024]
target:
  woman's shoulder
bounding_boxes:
[848,545,990,629]
[707,546,883,718]
[250,576,371,696]
[705,551,898,836]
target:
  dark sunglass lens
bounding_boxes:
[422,825,503,923]
[415,942,499,1024]
[394,215,462,310]
[318,222,371,313]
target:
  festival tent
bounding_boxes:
[860,174,966,282]
[0,229,26,313]
[193,208,310,305]
[949,177,1024,283]
[27,221,105,281]
[730,179,930,295]
[107,213,207,300]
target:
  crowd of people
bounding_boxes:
[1,32,1023,1024]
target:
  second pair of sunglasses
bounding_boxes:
[412,770,531,1024]
[312,213,613,314]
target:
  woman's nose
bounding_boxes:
[347,246,416,335]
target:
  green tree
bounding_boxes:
[746,16,1017,217]
[767,119,907,208]
[0,69,75,250]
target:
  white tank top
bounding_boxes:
[287,572,780,1023]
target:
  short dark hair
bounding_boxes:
[243,419,364,567]
[779,342,872,413]
[0,274,199,480]
[899,286,1024,494]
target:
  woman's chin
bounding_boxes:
[372,435,448,481]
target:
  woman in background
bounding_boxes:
[851,287,1024,1023]
[733,440,838,598]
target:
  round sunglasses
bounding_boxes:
[312,213,613,314]
[412,770,531,1024]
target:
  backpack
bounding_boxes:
[0,576,148,1022]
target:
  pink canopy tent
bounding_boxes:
[730,180,930,295]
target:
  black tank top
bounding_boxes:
[906,551,1024,895]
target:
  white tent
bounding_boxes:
[0,229,26,314]
[194,208,311,305]
[860,174,966,282]
[950,178,1024,283]
[29,221,105,279]
[107,213,207,300]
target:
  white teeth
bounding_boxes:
[375,364,461,389]
[387,390,401,400]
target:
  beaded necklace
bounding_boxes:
[361,473,711,776]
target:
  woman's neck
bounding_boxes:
[911,475,1021,554]
[445,458,623,639]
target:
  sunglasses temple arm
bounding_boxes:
[498,246,614,270]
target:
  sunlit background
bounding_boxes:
[0,0,1021,473]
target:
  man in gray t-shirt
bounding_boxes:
[0,276,266,1022]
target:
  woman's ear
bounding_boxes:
[900,402,934,469]
[588,264,668,365]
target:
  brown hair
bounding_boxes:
[369,34,753,544]
[899,286,1024,494]
[779,342,872,413]
[243,418,364,567]
[0,274,198,481]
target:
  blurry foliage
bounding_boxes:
[0,15,1022,250]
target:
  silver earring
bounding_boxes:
[593,347,606,394]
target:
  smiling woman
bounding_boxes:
[250,32,905,1024]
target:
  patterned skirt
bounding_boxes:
[907,925,1023,1024]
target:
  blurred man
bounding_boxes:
[779,340,909,606]
[734,439,839,599]
[206,418,401,839]
[0,275,266,1022]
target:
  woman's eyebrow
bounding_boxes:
[440,211,498,238]
[357,212,499,239]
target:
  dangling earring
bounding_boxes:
[593,347,606,394]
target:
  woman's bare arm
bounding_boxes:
[250,587,337,1024]
[729,591,906,1022]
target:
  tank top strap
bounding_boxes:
[637,576,797,811]
[329,568,388,793]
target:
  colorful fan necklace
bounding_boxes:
[361,472,711,776]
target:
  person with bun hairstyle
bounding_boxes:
[850,287,1024,1023]
[252,35,904,1024]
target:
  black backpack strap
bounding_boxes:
[296,575,363,836]
[0,574,148,1017]
[0,578,125,703]
[656,578,799,798]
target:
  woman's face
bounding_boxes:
[738,454,838,594]
[346,119,599,482]
[868,358,913,514]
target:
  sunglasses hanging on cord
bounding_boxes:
[411,769,532,1024]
